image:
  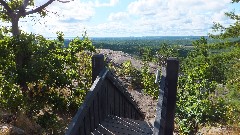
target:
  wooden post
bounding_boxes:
[153,66,167,135]
[165,58,179,135]
[92,54,104,83]
[153,58,179,135]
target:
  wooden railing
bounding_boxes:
[65,54,144,135]
[66,54,179,135]
[153,58,179,135]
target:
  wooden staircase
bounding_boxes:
[92,115,153,135]
[65,54,179,135]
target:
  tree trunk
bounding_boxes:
[12,15,28,91]
[12,17,23,68]
[12,16,20,36]
[12,15,23,69]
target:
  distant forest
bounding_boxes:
[62,36,229,57]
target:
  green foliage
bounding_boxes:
[207,2,240,127]
[36,112,64,134]
[0,0,47,22]
[0,31,95,132]
[177,60,218,133]
[140,47,154,61]
[121,61,137,76]
[141,63,158,98]
[173,13,240,132]
[0,34,24,111]
[176,33,240,133]
[37,112,58,129]
[156,43,179,65]
[92,37,200,57]
[209,0,240,39]
[0,73,24,111]
[109,60,158,98]
[113,61,142,89]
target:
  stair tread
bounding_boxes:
[92,115,153,135]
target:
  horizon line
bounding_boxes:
[46,35,208,39]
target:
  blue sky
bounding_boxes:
[2,0,239,37]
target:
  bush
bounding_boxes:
[0,31,95,133]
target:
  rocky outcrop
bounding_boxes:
[97,49,159,73]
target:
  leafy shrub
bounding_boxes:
[141,63,158,99]
[0,31,95,133]
[176,37,240,134]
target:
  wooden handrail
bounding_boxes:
[65,68,108,135]
[66,55,179,135]
[65,55,144,135]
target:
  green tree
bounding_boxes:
[176,1,240,133]
[0,0,69,36]
[175,38,239,134]
[209,0,240,107]
[0,0,71,90]
[156,43,179,66]
[209,0,240,39]
[0,31,95,133]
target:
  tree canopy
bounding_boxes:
[0,0,69,35]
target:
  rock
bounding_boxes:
[97,49,159,73]
[0,124,10,134]
[0,124,25,135]
[1,114,16,124]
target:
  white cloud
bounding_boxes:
[19,0,122,37]
[18,0,96,37]
[94,0,119,7]
[1,0,236,37]
[48,1,95,22]
[89,22,129,36]
[108,12,129,21]
[128,0,166,16]
[123,0,233,36]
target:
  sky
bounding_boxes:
[2,0,240,37]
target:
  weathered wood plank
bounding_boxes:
[106,73,144,120]
[94,94,100,129]
[65,68,109,135]
[84,112,91,135]
[114,89,120,116]
[122,98,126,118]
[92,115,153,135]
[98,82,106,122]
[79,121,85,135]
[89,102,95,131]
[153,67,167,135]
[108,79,116,115]
[165,58,179,135]
[153,58,179,135]
[119,93,123,117]
[66,54,147,135]
[92,54,104,83]
[126,102,130,118]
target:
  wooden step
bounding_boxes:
[92,115,153,135]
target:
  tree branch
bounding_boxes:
[0,0,12,16]
[22,0,30,9]
[24,0,55,16]
[18,0,30,15]
[232,0,240,3]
